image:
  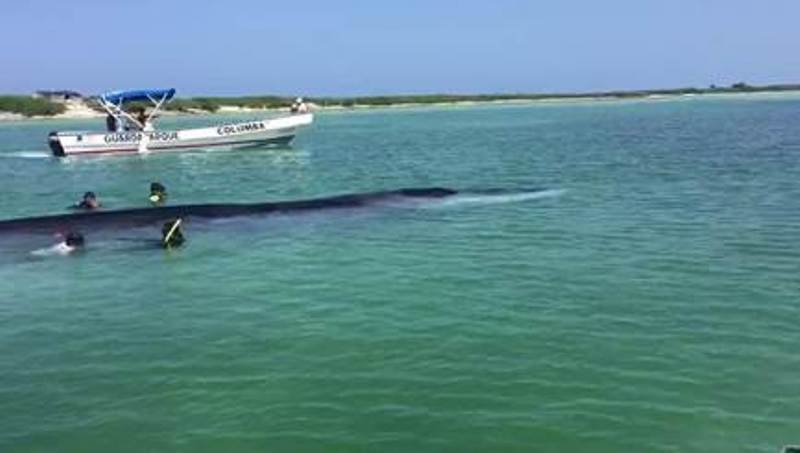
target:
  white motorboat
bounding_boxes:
[48,88,313,157]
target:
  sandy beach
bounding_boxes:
[2,90,800,122]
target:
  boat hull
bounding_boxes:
[49,113,313,157]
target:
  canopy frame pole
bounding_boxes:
[120,105,145,130]
[95,90,175,131]
[144,92,169,124]
[97,98,143,130]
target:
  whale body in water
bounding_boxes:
[0,187,460,235]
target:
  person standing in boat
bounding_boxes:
[136,108,154,131]
[109,109,128,131]
[105,114,117,132]
[291,97,308,114]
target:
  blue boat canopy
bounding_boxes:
[100,88,176,105]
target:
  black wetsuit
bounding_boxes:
[161,222,184,248]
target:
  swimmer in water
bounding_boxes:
[161,218,184,248]
[74,192,101,210]
[150,182,167,205]
[64,232,85,249]
[33,231,85,256]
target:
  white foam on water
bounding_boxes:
[429,189,566,208]
[0,150,51,159]
[30,242,75,257]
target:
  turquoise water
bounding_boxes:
[0,96,799,452]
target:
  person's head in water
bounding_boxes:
[76,191,100,210]
[161,219,184,248]
[65,232,85,247]
[43,231,85,256]
[150,182,167,204]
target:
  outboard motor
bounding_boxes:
[48,132,65,157]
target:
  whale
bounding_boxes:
[0,187,460,235]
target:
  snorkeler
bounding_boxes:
[149,182,167,205]
[55,232,85,254]
[161,218,184,248]
[30,231,85,256]
[74,191,101,210]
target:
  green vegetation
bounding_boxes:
[2,82,799,117]
[0,96,65,116]
[166,96,290,112]
[163,82,800,111]
[168,98,220,112]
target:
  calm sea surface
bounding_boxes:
[0,95,798,452]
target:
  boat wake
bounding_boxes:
[0,150,51,159]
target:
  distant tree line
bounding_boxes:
[0,96,66,116]
[162,82,800,112]
[1,82,799,116]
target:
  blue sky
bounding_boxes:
[1,0,798,96]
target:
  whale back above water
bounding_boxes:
[0,187,460,235]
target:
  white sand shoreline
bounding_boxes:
[2,90,800,122]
